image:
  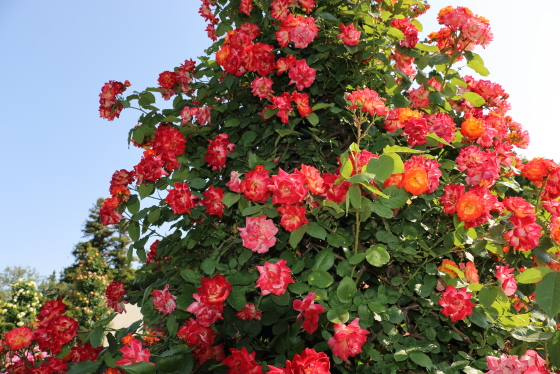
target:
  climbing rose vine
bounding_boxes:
[4,1,560,373]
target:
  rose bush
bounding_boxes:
[3,0,560,373]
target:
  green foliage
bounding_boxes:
[62,198,134,288]
[63,244,111,328]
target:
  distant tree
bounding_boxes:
[62,244,110,328]
[62,198,134,288]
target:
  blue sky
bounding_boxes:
[1,0,558,281]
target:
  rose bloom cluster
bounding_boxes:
[180,274,232,364]
[199,0,219,40]
[151,284,177,315]
[486,350,551,374]
[116,337,153,367]
[0,300,102,373]
[105,280,128,314]
[215,19,317,124]
[98,80,130,121]
[429,6,493,57]
[157,59,196,100]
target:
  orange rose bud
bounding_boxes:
[460,117,484,140]
[438,259,459,278]
[456,192,483,222]
[403,168,429,196]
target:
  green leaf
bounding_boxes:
[166,314,178,336]
[147,209,160,224]
[478,286,499,308]
[366,155,394,181]
[327,309,349,324]
[276,129,301,137]
[189,178,206,189]
[242,205,262,216]
[157,354,193,374]
[337,276,357,303]
[312,248,335,271]
[311,103,334,110]
[348,184,362,210]
[366,244,390,267]
[415,43,439,52]
[128,221,140,241]
[289,282,309,295]
[322,200,344,214]
[548,330,560,368]
[388,27,405,40]
[349,253,366,265]
[138,183,155,199]
[498,313,530,327]
[307,112,319,125]
[516,267,553,284]
[225,118,240,127]
[201,258,215,275]
[120,361,156,374]
[264,108,278,119]
[469,307,488,328]
[371,202,393,218]
[180,269,200,284]
[462,92,485,107]
[381,152,404,173]
[228,288,247,311]
[307,222,327,240]
[89,327,103,348]
[346,173,376,184]
[66,361,101,374]
[429,54,448,66]
[222,192,240,208]
[133,126,146,145]
[380,186,409,209]
[383,145,424,154]
[216,21,233,37]
[339,152,353,179]
[242,131,256,144]
[467,59,490,76]
[289,226,307,248]
[426,132,451,146]
[535,271,560,317]
[308,270,334,288]
[318,12,339,22]
[511,331,554,342]
[409,351,433,368]
[127,195,140,214]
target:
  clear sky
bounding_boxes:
[1,0,558,280]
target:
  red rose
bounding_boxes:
[165,182,197,215]
[438,285,475,322]
[223,347,263,374]
[4,326,34,350]
[255,259,295,296]
[327,318,369,361]
[197,274,232,306]
[240,166,272,203]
